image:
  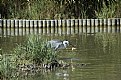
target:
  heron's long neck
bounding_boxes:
[64,44,67,47]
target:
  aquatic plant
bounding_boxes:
[0,35,58,79]
[14,35,57,64]
[0,53,17,79]
[0,35,71,79]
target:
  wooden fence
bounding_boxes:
[0,18,121,36]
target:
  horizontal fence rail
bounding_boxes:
[0,18,121,36]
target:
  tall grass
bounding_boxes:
[95,2,120,18]
[0,0,120,19]
[13,35,57,64]
[0,35,57,79]
[0,49,17,79]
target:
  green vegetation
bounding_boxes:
[0,0,121,19]
[95,1,121,18]
[14,35,57,64]
[0,35,58,79]
[0,54,16,79]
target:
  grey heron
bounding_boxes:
[47,40,69,50]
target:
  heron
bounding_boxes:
[47,40,69,50]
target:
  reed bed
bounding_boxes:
[0,0,120,19]
[0,35,69,79]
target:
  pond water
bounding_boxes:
[0,33,121,80]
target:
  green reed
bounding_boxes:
[95,1,121,18]
[0,35,58,79]
[0,50,16,79]
[13,35,57,64]
[1,0,120,19]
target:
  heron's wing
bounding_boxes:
[48,40,62,46]
[55,43,66,50]
[48,40,61,48]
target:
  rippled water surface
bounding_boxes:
[0,33,121,80]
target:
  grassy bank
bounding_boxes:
[0,0,121,19]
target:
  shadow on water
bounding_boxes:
[0,32,121,80]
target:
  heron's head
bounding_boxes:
[63,40,69,47]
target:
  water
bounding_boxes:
[0,33,121,80]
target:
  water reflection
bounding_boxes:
[0,33,121,80]
[0,25,121,37]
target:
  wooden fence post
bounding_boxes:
[67,19,71,34]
